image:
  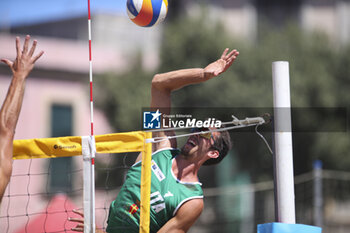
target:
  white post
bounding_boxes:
[82,136,96,233]
[272,61,296,223]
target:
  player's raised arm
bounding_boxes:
[151,48,239,93]
[0,35,44,202]
[150,48,239,151]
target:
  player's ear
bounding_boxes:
[207,150,219,159]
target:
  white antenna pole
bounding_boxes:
[84,0,95,232]
[272,61,296,223]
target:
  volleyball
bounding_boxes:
[126,0,168,27]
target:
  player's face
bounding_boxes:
[181,128,216,158]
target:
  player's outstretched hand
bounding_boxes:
[68,209,105,233]
[1,35,44,79]
[203,48,239,79]
[69,209,84,232]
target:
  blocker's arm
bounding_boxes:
[0,35,43,202]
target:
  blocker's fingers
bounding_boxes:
[71,229,83,232]
[72,209,84,217]
[68,217,84,223]
[71,224,84,232]
[15,37,21,57]
[28,40,37,57]
[22,35,30,54]
[1,59,13,67]
[32,50,44,63]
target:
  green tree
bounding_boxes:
[95,55,152,132]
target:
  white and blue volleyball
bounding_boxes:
[126,0,168,27]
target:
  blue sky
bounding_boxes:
[0,0,125,26]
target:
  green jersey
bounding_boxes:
[106,148,203,233]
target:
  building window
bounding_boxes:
[49,104,73,194]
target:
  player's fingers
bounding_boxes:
[229,54,238,62]
[226,49,237,59]
[68,217,84,223]
[1,59,13,67]
[228,55,238,65]
[72,209,84,217]
[71,229,81,232]
[28,40,37,57]
[71,226,84,232]
[22,35,30,54]
[221,48,229,59]
[15,37,22,58]
[71,228,84,232]
[32,50,44,63]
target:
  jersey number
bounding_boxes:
[150,191,165,213]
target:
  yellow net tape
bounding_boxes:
[95,131,148,154]
[12,131,152,233]
[13,131,148,159]
[13,135,82,159]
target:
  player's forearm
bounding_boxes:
[0,162,12,199]
[0,74,26,134]
[0,174,11,202]
[0,151,13,178]
[0,135,14,202]
[152,68,208,92]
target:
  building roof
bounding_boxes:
[0,33,127,75]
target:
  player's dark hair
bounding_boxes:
[203,127,232,166]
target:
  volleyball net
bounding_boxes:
[0,116,269,233]
[0,131,152,233]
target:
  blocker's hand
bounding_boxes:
[69,209,85,232]
[68,209,105,233]
[203,48,239,79]
[1,35,44,79]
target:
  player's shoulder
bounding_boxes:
[152,147,180,159]
[187,198,204,208]
[176,198,204,219]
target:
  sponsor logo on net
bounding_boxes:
[143,109,221,129]
[53,144,77,150]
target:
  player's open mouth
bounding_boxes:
[188,139,196,147]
